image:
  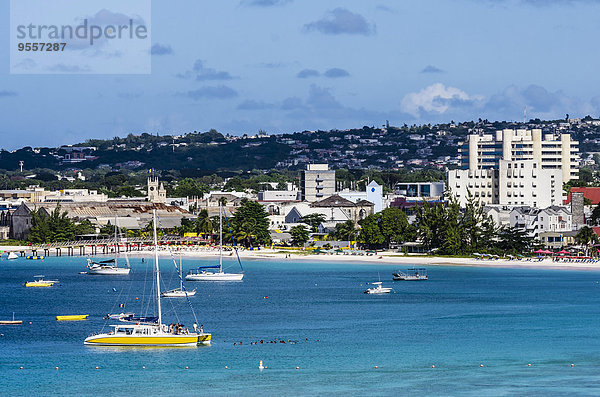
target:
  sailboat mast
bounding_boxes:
[219,203,223,271]
[114,215,118,264]
[179,254,183,290]
[153,210,162,326]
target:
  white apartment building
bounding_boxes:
[459,129,579,183]
[448,160,563,207]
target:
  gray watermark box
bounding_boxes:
[10,0,151,74]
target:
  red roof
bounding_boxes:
[565,187,600,205]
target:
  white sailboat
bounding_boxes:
[7,252,18,260]
[185,203,244,282]
[162,253,197,297]
[84,210,211,346]
[87,217,131,275]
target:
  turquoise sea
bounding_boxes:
[1,255,600,396]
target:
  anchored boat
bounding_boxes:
[0,313,22,325]
[393,268,428,281]
[84,210,211,347]
[7,252,18,260]
[162,253,196,298]
[25,275,58,287]
[186,203,244,282]
[364,282,393,294]
[86,218,131,275]
[56,315,89,321]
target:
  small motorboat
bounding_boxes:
[364,282,393,294]
[56,315,89,321]
[0,312,22,325]
[7,252,18,260]
[393,268,428,281]
[104,312,135,320]
[25,275,58,287]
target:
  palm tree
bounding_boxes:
[575,226,599,256]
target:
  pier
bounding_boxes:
[18,236,201,257]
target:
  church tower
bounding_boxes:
[147,176,166,203]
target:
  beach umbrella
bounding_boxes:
[532,249,546,254]
[542,249,554,254]
[557,250,570,255]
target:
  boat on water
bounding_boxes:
[393,268,428,281]
[0,312,22,325]
[25,275,58,287]
[86,219,131,275]
[26,255,44,260]
[364,281,393,294]
[162,254,196,298]
[186,203,244,282]
[7,252,18,260]
[56,315,89,321]
[84,210,211,347]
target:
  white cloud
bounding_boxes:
[401,83,481,117]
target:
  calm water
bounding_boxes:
[1,255,600,396]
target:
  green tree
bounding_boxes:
[230,199,271,247]
[358,214,385,249]
[195,210,215,235]
[333,220,358,241]
[173,178,209,198]
[380,208,413,247]
[290,225,310,247]
[301,213,326,233]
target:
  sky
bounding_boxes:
[1,0,600,149]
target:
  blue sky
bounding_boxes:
[1,0,600,149]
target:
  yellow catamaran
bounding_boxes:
[84,210,211,347]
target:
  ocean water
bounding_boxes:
[1,255,600,396]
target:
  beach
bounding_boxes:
[3,243,599,271]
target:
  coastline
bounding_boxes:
[3,244,599,272]
[119,248,600,272]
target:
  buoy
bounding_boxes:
[142,366,146,369]
[480,364,484,367]
[374,366,379,369]
[296,366,300,369]
[571,363,575,367]
[185,366,189,370]
[55,367,59,370]
[264,296,268,299]
[259,360,264,370]
[95,366,99,370]
[431,365,435,368]
[28,322,32,324]
[136,297,139,300]
[19,366,23,370]
[225,366,229,369]
[527,363,531,367]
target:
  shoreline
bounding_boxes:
[3,244,599,272]
[108,248,600,272]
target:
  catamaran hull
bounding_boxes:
[186,273,244,281]
[84,334,211,346]
[87,267,131,275]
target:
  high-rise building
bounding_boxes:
[448,159,563,208]
[459,129,579,183]
[301,164,335,202]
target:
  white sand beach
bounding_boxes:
[3,244,599,271]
